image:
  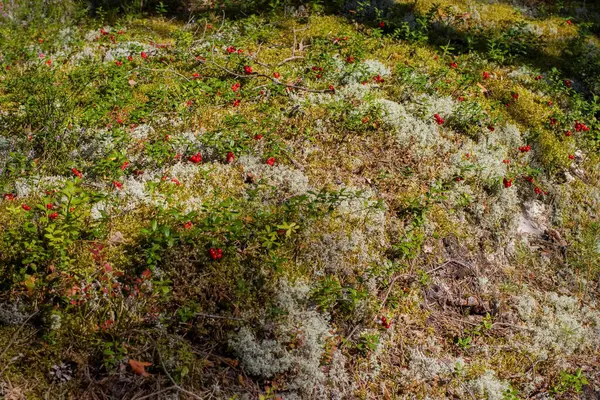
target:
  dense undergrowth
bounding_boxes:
[1,0,600,398]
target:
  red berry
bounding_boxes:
[503,177,513,188]
[266,157,276,166]
[209,248,223,260]
[188,152,202,163]
[22,204,31,211]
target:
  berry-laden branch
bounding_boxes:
[199,59,335,94]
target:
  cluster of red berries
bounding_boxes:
[266,157,276,166]
[226,46,244,54]
[243,65,253,74]
[72,168,83,178]
[231,82,241,92]
[380,316,392,329]
[434,114,445,125]
[519,145,531,153]
[188,152,202,163]
[373,74,385,83]
[574,121,589,132]
[209,248,223,260]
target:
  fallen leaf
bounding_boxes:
[128,79,137,86]
[220,357,239,368]
[129,359,152,376]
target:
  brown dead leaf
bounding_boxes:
[220,357,239,368]
[202,359,215,367]
[128,79,137,86]
[129,359,152,376]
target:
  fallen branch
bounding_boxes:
[277,56,305,66]
[201,60,334,94]
[0,310,38,361]
[195,312,246,322]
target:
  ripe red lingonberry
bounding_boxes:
[188,152,202,163]
[273,72,280,79]
[483,71,490,79]
[22,204,31,211]
[141,51,148,59]
[434,114,445,125]
[568,154,575,160]
[72,168,83,178]
[183,221,193,230]
[49,212,59,219]
[113,181,122,190]
[266,157,276,166]
[574,121,589,132]
[209,248,223,260]
[519,145,531,153]
[243,65,253,74]
[503,177,513,188]
[381,316,392,329]
[226,152,235,163]
[231,82,240,92]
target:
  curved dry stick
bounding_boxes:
[0,310,39,361]
[201,60,334,94]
